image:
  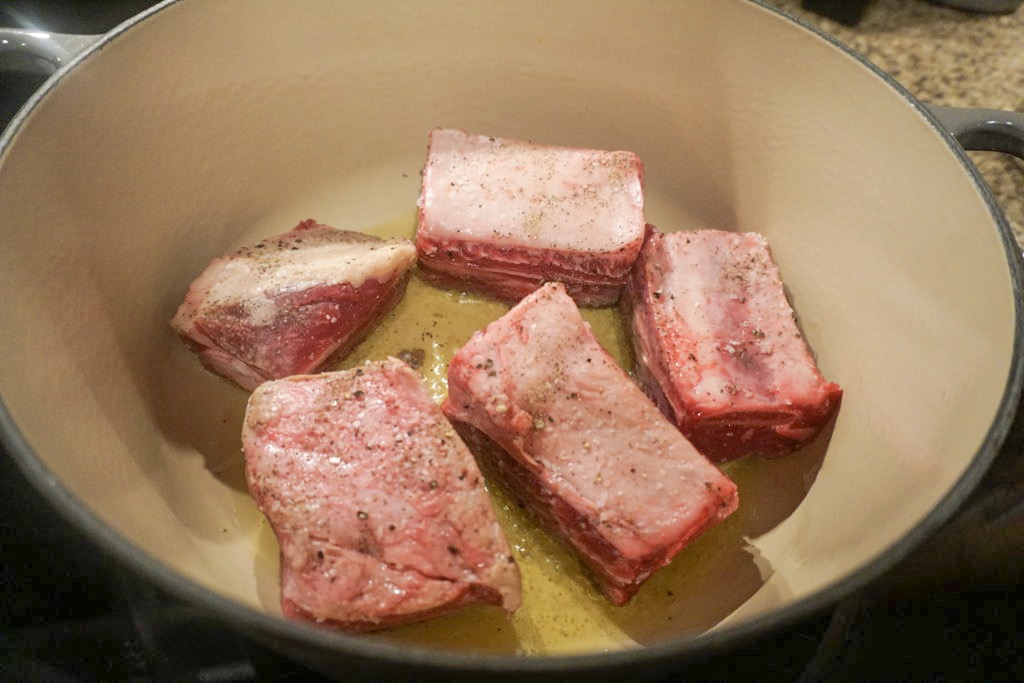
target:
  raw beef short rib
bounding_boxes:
[443,282,737,605]
[623,226,842,461]
[171,220,416,391]
[243,359,521,631]
[416,128,646,306]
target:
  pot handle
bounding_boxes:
[925,103,1024,160]
[0,29,99,76]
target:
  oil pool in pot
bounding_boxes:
[231,215,831,656]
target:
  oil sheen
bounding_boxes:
[326,216,819,655]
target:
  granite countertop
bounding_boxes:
[766,0,1024,248]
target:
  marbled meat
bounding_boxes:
[623,226,842,461]
[443,282,737,605]
[242,358,522,631]
[171,220,416,391]
[416,128,646,306]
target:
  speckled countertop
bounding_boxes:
[766,0,1024,248]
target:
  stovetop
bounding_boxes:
[1,2,1021,681]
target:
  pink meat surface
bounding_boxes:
[416,128,646,306]
[443,282,737,605]
[623,226,843,461]
[242,359,521,631]
[171,220,416,391]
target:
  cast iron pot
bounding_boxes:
[1,1,1022,680]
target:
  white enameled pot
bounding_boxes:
[1,1,1021,679]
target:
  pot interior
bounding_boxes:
[0,0,1017,658]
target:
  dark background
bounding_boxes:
[1,1,1021,680]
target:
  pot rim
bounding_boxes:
[2,0,1021,674]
